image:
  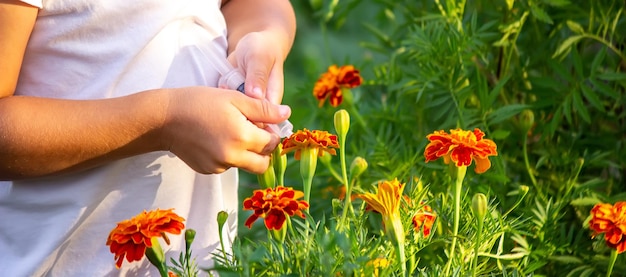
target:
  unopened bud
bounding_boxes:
[184,229,196,252]
[519,109,535,131]
[334,109,350,139]
[471,193,488,221]
[257,159,276,189]
[349,156,368,179]
[217,211,229,229]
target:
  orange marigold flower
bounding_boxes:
[313,65,363,107]
[412,204,436,237]
[424,128,498,174]
[281,128,339,160]
[243,186,309,230]
[106,209,185,268]
[589,202,626,254]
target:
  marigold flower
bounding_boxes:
[358,179,407,271]
[243,186,309,230]
[313,65,363,107]
[424,128,498,174]
[364,257,390,277]
[280,128,339,160]
[412,204,436,237]
[106,209,185,268]
[358,179,404,218]
[589,201,626,254]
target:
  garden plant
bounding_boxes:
[105,0,626,276]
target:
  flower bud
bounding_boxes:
[519,185,529,194]
[257,158,276,189]
[349,156,368,179]
[471,193,488,221]
[184,229,196,252]
[519,109,535,131]
[334,109,350,140]
[319,150,332,166]
[272,144,287,187]
[217,211,229,229]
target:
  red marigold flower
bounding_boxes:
[280,128,340,160]
[412,204,436,237]
[243,186,309,230]
[106,209,185,268]
[313,65,363,107]
[589,202,626,254]
[424,128,498,174]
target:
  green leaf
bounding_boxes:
[549,255,583,264]
[553,35,584,58]
[491,129,511,140]
[590,78,619,98]
[531,5,554,24]
[580,84,605,111]
[590,48,606,76]
[570,197,601,206]
[571,89,591,123]
[596,72,626,81]
[487,104,530,125]
[488,75,512,109]
[506,0,515,10]
[572,48,584,78]
[549,59,575,83]
[544,0,571,6]
[562,94,573,125]
[566,20,584,34]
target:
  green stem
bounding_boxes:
[471,217,484,277]
[502,186,529,218]
[522,131,542,199]
[218,227,228,266]
[338,133,351,230]
[444,166,467,276]
[388,217,407,277]
[606,249,618,277]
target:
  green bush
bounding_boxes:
[233,0,626,276]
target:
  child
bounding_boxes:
[0,0,295,275]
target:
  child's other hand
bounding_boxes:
[227,31,288,105]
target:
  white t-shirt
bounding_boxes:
[0,1,238,276]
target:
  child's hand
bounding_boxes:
[161,86,291,174]
[227,31,288,105]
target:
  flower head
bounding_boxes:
[106,209,185,268]
[358,179,405,218]
[364,257,390,277]
[589,201,626,254]
[243,186,309,230]
[358,179,407,270]
[313,65,363,107]
[281,128,339,160]
[412,204,436,237]
[424,128,498,174]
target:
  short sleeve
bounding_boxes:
[18,0,42,8]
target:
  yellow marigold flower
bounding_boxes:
[364,257,390,277]
[589,201,626,254]
[243,186,309,230]
[106,209,185,268]
[313,65,363,107]
[280,128,339,160]
[358,179,404,217]
[424,128,498,174]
